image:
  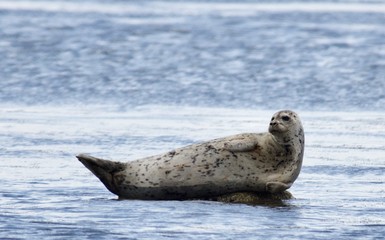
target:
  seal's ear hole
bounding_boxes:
[282,116,290,121]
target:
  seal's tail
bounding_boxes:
[76,154,126,196]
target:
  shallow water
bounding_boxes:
[1,0,385,239]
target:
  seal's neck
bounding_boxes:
[269,130,304,156]
[270,132,293,145]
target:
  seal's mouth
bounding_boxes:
[268,123,288,134]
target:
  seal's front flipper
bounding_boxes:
[223,139,258,152]
[266,182,292,193]
[77,154,126,195]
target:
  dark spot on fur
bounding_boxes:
[168,150,176,157]
[192,154,199,164]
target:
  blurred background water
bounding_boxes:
[1,0,385,110]
[0,0,384,239]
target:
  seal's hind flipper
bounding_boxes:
[77,154,126,195]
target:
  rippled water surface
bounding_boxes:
[1,0,385,239]
[1,0,385,110]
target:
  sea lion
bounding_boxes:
[77,110,304,200]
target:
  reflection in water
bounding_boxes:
[212,191,295,208]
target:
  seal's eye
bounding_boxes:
[282,116,290,121]
[271,117,275,121]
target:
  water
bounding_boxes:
[1,1,385,239]
[1,0,385,110]
[1,107,384,239]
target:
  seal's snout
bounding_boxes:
[269,120,281,133]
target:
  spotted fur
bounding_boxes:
[77,110,304,200]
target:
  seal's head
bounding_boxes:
[268,110,303,144]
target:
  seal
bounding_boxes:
[77,110,304,200]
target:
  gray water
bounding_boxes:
[1,0,385,110]
[1,1,385,239]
